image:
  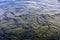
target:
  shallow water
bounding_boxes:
[0,0,60,15]
[0,0,60,40]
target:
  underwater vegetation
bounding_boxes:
[0,0,60,40]
[0,13,60,40]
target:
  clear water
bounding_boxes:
[0,0,60,40]
[0,0,60,16]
